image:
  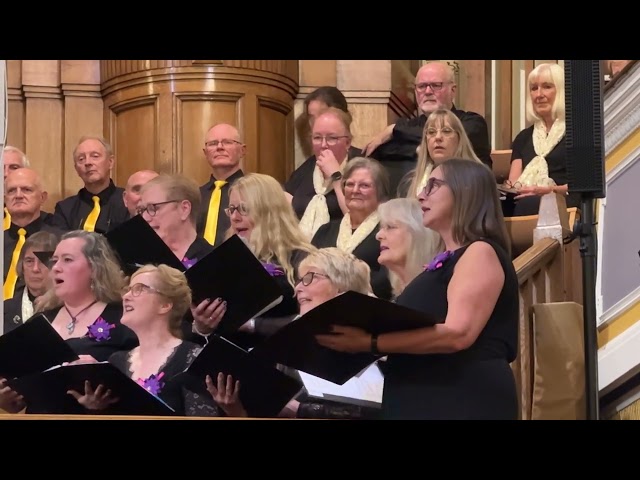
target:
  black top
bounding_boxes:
[285,146,362,221]
[196,169,245,247]
[50,179,130,233]
[3,286,36,334]
[311,220,392,301]
[382,239,519,420]
[40,302,139,362]
[109,340,222,417]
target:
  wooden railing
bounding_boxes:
[510,192,585,420]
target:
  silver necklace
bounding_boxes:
[64,300,98,334]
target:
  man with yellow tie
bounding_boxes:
[49,135,129,234]
[196,123,245,247]
[3,168,62,300]
[3,145,30,231]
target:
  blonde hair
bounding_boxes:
[130,264,192,338]
[140,174,201,225]
[406,109,481,198]
[298,247,372,295]
[311,107,353,138]
[36,231,125,311]
[525,63,565,123]
[377,198,441,297]
[226,173,316,287]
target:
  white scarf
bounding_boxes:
[517,119,565,187]
[336,211,380,254]
[299,157,347,240]
[21,287,34,323]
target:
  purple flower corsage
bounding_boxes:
[182,257,197,269]
[424,250,454,272]
[262,262,285,276]
[138,371,165,396]
[87,316,115,342]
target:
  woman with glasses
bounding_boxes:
[399,109,483,198]
[285,107,362,239]
[66,264,247,417]
[505,63,578,216]
[292,86,353,160]
[317,159,519,420]
[137,174,223,341]
[3,231,60,334]
[0,230,139,414]
[277,247,379,419]
[311,157,393,301]
[199,173,317,350]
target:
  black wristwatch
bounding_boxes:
[330,171,343,182]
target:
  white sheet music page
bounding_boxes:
[298,362,384,408]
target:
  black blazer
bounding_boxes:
[3,286,30,335]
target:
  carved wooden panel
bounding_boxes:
[176,93,241,183]
[108,96,158,187]
[257,97,291,181]
[100,60,298,187]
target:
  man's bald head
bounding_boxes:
[203,123,245,177]
[123,169,160,216]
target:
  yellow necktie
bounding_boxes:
[84,196,101,232]
[3,207,11,231]
[4,228,27,300]
[203,180,227,245]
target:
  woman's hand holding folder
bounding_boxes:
[191,298,227,336]
[205,372,247,417]
[0,377,25,413]
[315,325,371,353]
[67,380,120,411]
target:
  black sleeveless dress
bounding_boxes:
[382,238,519,420]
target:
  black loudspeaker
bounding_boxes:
[564,60,606,198]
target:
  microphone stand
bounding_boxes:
[576,194,599,420]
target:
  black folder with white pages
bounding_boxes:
[106,216,283,334]
[250,290,439,385]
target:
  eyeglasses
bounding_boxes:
[344,181,373,191]
[422,178,447,197]
[136,200,180,217]
[425,127,457,138]
[297,271,330,287]
[205,139,242,149]
[311,135,349,146]
[224,203,250,217]
[122,283,165,297]
[415,82,451,92]
[503,180,523,190]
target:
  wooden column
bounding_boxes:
[22,61,64,213]
[492,60,513,150]
[61,60,104,197]
[100,60,298,186]
[6,61,25,151]
[337,60,416,151]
